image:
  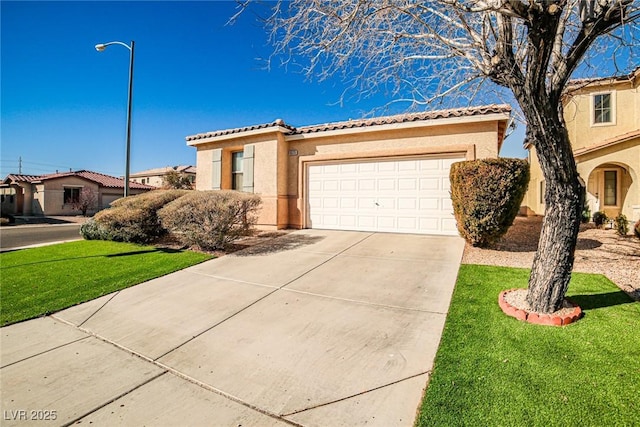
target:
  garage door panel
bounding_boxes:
[340,163,357,173]
[340,216,357,227]
[377,179,396,191]
[419,217,440,231]
[399,160,418,171]
[419,178,440,190]
[442,218,458,233]
[398,198,417,209]
[358,179,376,191]
[340,179,357,191]
[358,216,376,228]
[307,156,461,235]
[397,217,418,230]
[378,162,396,172]
[419,198,439,211]
[398,178,417,190]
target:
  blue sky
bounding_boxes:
[2,1,535,177]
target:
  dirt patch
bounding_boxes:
[463,216,640,301]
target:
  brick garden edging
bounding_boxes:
[498,288,582,326]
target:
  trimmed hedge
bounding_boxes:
[158,190,262,251]
[80,190,190,243]
[450,158,529,247]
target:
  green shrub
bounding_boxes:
[450,158,529,247]
[158,190,262,251]
[614,213,629,236]
[635,220,640,239]
[593,211,608,228]
[79,218,111,240]
[90,190,189,243]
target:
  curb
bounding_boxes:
[498,289,582,326]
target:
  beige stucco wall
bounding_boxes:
[564,79,639,151]
[34,177,100,216]
[192,117,506,229]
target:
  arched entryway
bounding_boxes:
[583,162,636,219]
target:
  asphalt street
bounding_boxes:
[0,224,82,251]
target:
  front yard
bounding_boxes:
[1,221,637,426]
[417,264,640,426]
[0,240,211,326]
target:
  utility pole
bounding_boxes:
[18,156,22,174]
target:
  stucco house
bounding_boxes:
[187,104,511,235]
[130,165,196,188]
[1,170,154,216]
[522,68,640,222]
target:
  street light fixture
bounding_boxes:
[95,40,135,197]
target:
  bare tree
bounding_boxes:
[236,0,639,313]
[163,170,194,190]
[70,187,98,216]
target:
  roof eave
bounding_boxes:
[186,125,293,146]
[286,112,511,142]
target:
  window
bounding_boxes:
[539,180,545,205]
[604,170,617,206]
[593,93,612,124]
[232,151,243,190]
[64,187,80,204]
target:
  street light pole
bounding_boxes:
[95,40,135,197]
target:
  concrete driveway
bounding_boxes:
[0,230,464,426]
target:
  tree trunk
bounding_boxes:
[524,117,583,313]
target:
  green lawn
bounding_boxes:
[417,264,640,426]
[0,240,212,326]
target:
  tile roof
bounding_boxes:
[185,105,511,142]
[186,119,295,142]
[2,170,154,190]
[294,104,511,134]
[566,67,640,91]
[130,165,196,177]
[4,174,42,183]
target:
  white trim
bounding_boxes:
[590,90,617,127]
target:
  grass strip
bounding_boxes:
[0,240,211,326]
[417,264,640,427]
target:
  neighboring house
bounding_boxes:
[522,68,640,222]
[130,165,196,188]
[187,105,511,235]
[0,170,154,216]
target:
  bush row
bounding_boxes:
[450,158,529,247]
[80,190,261,250]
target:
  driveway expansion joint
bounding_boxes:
[281,287,449,314]
[62,371,169,427]
[77,291,122,327]
[49,316,304,426]
[0,334,91,369]
[281,370,431,417]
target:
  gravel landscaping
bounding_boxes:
[462,216,640,300]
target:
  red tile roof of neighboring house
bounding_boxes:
[2,170,154,190]
[3,174,42,183]
[185,105,512,142]
[573,129,640,157]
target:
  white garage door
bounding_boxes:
[307,156,461,235]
